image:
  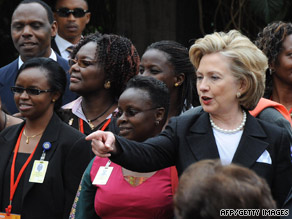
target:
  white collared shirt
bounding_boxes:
[54,34,73,60]
[62,97,115,125]
[18,48,57,69]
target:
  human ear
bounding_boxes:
[155,107,166,125]
[85,12,91,24]
[173,73,185,87]
[51,21,57,38]
[51,91,61,103]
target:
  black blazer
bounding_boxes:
[0,113,94,219]
[112,110,292,207]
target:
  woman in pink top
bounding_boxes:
[70,75,177,218]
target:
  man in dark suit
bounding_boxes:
[51,0,91,60]
[0,0,77,114]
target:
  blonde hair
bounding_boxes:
[189,30,268,110]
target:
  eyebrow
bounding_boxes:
[196,70,221,74]
[75,55,96,60]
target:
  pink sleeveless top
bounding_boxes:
[90,157,174,219]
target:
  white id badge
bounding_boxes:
[92,166,113,185]
[29,160,49,183]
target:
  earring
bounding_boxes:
[269,68,273,76]
[155,121,160,126]
[236,92,241,98]
[52,99,56,103]
[174,82,179,87]
[104,81,111,89]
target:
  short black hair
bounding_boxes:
[125,75,170,123]
[54,0,88,10]
[15,0,54,24]
[17,57,67,110]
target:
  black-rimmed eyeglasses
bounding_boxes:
[56,8,89,18]
[11,86,53,96]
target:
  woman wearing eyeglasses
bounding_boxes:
[87,30,292,208]
[0,57,93,219]
[70,75,177,219]
[61,32,139,135]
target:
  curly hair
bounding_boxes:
[189,30,268,110]
[71,32,140,99]
[255,21,292,98]
[146,40,199,114]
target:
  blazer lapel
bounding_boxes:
[0,123,25,204]
[232,113,268,168]
[186,112,220,161]
[186,112,269,168]
[21,114,61,202]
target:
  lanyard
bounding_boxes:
[78,118,111,134]
[79,118,84,134]
[6,126,40,216]
[101,118,111,131]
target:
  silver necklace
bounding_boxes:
[210,110,246,134]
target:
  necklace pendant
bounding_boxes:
[89,121,95,130]
[68,118,74,126]
[26,137,29,144]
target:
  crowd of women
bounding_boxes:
[1,11,292,219]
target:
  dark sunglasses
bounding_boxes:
[56,8,89,18]
[69,58,96,68]
[114,107,157,118]
[11,86,53,96]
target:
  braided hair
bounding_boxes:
[255,21,292,98]
[146,40,199,114]
[71,32,140,99]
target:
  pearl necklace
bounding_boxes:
[210,110,246,134]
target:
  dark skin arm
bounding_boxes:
[0,97,23,131]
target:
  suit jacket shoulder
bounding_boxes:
[257,107,292,143]
[0,59,19,113]
[56,53,69,71]
[0,59,18,81]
